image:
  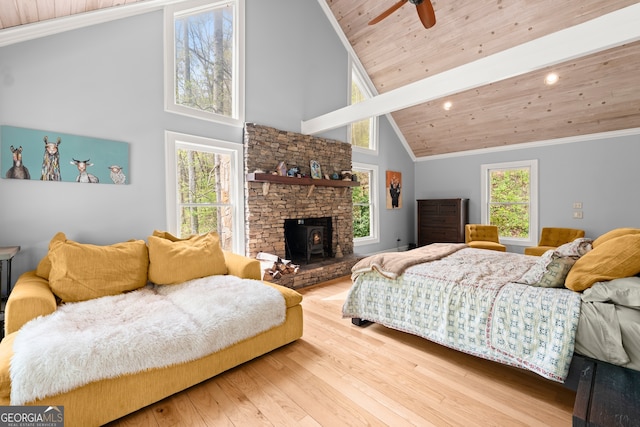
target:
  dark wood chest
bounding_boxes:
[417,198,469,246]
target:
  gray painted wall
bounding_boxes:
[415,133,640,252]
[0,0,414,282]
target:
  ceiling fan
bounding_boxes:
[368,0,436,29]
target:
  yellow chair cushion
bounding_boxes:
[467,241,506,252]
[524,246,555,256]
[565,234,640,291]
[148,231,227,285]
[592,227,640,248]
[48,238,149,302]
[35,232,67,280]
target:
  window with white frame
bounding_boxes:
[352,163,379,244]
[164,0,244,126]
[481,159,538,246]
[350,64,377,152]
[165,131,245,253]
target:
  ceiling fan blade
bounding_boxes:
[368,0,408,25]
[416,0,436,29]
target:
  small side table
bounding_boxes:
[0,246,20,300]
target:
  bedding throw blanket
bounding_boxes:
[343,247,582,382]
[351,243,467,280]
[10,275,286,405]
[488,283,581,380]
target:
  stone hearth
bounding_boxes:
[244,123,361,289]
[262,254,361,290]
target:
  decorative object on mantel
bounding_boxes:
[310,160,322,179]
[1,125,129,185]
[341,170,353,181]
[276,161,287,176]
[386,170,402,209]
[287,166,300,177]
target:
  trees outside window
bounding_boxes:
[352,163,379,245]
[481,160,538,246]
[165,131,244,253]
[165,0,244,125]
[350,65,377,152]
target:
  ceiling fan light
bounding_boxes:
[544,73,559,85]
[443,101,453,110]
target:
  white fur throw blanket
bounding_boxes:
[10,275,286,405]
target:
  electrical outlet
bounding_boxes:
[573,211,583,219]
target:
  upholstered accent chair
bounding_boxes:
[524,227,585,256]
[465,224,506,252]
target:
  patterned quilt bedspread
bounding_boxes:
[342,247,582,382]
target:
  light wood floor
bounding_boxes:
[107,276,576,427]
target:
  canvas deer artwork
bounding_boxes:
[1,125,129,185]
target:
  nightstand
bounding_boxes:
[1,246,20,338]
[573,358,640,426]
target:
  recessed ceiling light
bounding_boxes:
[443,101,453,110]
[544,73,559,85]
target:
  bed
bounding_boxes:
[343,228,640,383]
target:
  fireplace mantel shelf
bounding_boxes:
[247,173,359,196]
[247,173,359,187]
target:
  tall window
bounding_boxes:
[352,163,379,245]
[350,64,377,152]
[481,160,538,246]
[165,0,244,126]
[165,131,245,253]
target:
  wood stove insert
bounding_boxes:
[284,217,333,263]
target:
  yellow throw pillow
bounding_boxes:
[35,232,67,280]
[592,228,640,248]
[565,234,640,291]
[151,230,182,242]
[147,232,227,285]
[48,239,149,302]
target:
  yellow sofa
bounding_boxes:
[0,249,303,427]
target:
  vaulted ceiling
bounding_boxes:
[318,0,640,158]
[2,0,640,158]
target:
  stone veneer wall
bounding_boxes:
[244,123,356,286]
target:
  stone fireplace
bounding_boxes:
[243,123,361,289]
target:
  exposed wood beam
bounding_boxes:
[301,3,640,135]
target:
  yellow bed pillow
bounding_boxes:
[565,234,640,291]
[48,239,149,302]
[148,231,227,285]
[592,228,640,248]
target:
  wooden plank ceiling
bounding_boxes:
[0,0,148,30]
[326,0,640,157]
[1,1,639,157]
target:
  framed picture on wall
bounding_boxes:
[386,170,402,209]
[1,125,129,185]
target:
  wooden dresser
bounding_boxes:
[417,199,469,246]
